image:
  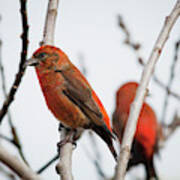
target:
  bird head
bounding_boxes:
[24,45,68,69]
[116,82,139,107]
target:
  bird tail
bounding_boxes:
[91,124,118,162]
[145,158,158,180]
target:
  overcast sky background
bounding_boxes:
[0,0,180,180]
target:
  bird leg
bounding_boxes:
[57,129,77,154]
[58,123,71,132]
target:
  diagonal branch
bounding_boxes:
[0,1,43,179]
[0,144,42,180]
[161,40,180,124]
[0,32,28,165]
[163,112,180,141]
[115,1,180,179]
[37,154,59,174]
[153,75,180,100]
[117,14,180,101]
[0,0,29,123]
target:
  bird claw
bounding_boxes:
[57,131,77,153]
[58,123,65,131]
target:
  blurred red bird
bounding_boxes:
[26,45,117,160]
[113,82,163,179]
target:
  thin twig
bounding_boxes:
[117,15,142,62]
[153,75,180,100]
[163,112,180,140]
[161,40,180,124]
[117,14,180,101]
[0,0,29,123]
[82,132,107,180]
[37,154,59,174]
[115,1,180,179]
[0,32,28,165]
[0,1,42,179]
[0,134,19,147]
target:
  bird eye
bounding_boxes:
[36,52,47,59]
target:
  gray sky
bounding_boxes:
[0,0,180,179]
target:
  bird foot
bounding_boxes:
[57,130,77,153]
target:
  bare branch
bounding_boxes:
[161,40,180,124]
[153,75,180,100]
[163,112,180,141]
[0,34,29,165]
[117,15,141,51]
[40,1,74,179]
[115,1,180,179]
[56,127,74,180]
[37,154,59,174]
[117,14,180,101]
[41,0,59,46]
[0,0,29,123]
[82,132,107,179]
[38,0,75,178]
[0,145,42,180]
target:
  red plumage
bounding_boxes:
[113,82,162,179]
[27,45,117,160]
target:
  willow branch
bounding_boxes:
[0,0,29,123]
[115,1,180,179]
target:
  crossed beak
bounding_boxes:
[24,57,39,68]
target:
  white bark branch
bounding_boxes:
[114,1,180,179]
[42,0,59,45]
[0,145,42,180]
[56,129,74,180]
[42,0,74,179]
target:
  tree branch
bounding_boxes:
[0,145,42,180]
[161,40,180,124]
[41,0,59,46]
[117,14,180,101]
[0,32,28,165]
[114,1,180,179]
[163,112,180,141]
[37,154,59,174]
[0,0,29,123]
[56,127,74,180]
[41,0,74,179]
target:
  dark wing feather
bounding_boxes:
[55,68,105,126]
